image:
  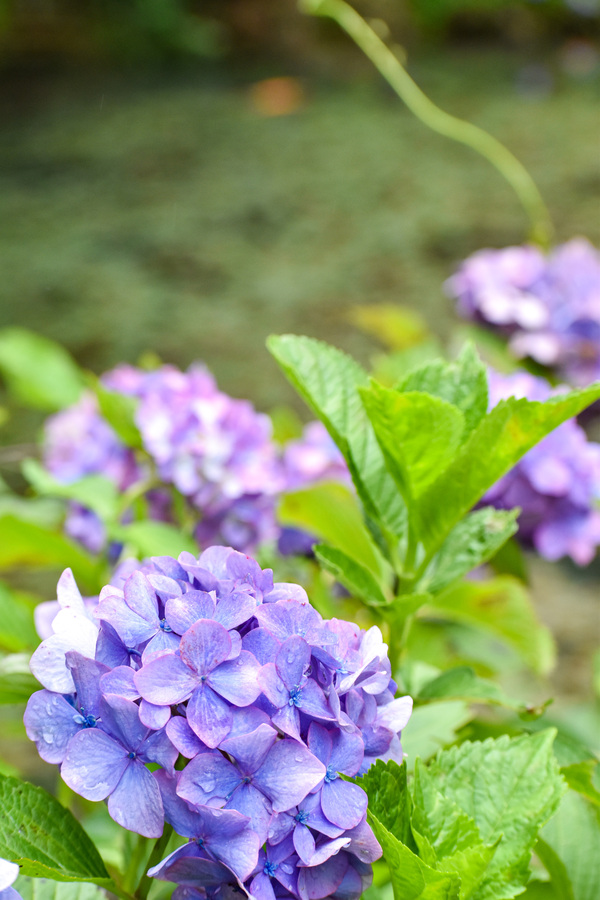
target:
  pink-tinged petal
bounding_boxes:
[227,782,273,845]
[61,729,127,801]
[321,780,367,830]
[254,740,326,812]
[220,723,278,774]
[177,751,239,807]
[293,825,316,864]
[276,636,311,689]
[376,696,413,733]
[179,620,231,676]
[267,583,309,604]
[100,666,139,700]
[108,759,164,837]
[242,627,281,664]
[135,653,199,705]
[95,594,156,646]
[272,704,302,743]
[124,571,158,622]
[186,684,232,748]
[297,850,348,899]
[343,817,382,864]
[214,591,258,631]
[166,716,205,758]
[166,591,216,635]
[139,699,171,730]
[24,690,81,764]
[208,651,261,707]
[258,663,287,707]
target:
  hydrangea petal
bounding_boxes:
[186,684,232,748]
[135,653,199,705]
[179,620,231,676]
[61,728,127,801]
[207,651,261,707]
[107,759,164,837]
[321,780,367,830]
[253,740,326,812]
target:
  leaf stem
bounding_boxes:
[134,824,173,900]
[299,0,553,247]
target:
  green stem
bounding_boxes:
[135,824,174,900]
[123,835,148,894]
[299,0,553,247]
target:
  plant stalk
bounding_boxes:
[135,824,173,900]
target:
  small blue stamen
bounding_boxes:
[159,618,172,633]
[294,809,309,825]
[127,751,136,760]
[74,709,98,728]
[196,837,205,849]
[263,861,278,878]
[324,765,338,784]
[288,686,302,708]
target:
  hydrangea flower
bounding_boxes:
[0,859,22,900]
[483,369,600,564]
[25,545,413,898]
[446,239,600,386]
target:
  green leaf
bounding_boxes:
[278,482,388,580]
[22,459,119,523]
[401,701,473,765]
[360,383,465,498]
[398,343,488,437]
[93,381,142,448]
[425,731,566,899]
[560,761,600,807]
[0,775,112,885]
[16,878,108,900]
[367,812,460,900]
[358,759,414,848]
[0,654,39,704]
[314,544,388,607]
[534,838,575,900]
[0,328,84,411]
[268,334,407,540]
[427,576,555,676]
[0,582,37,652]
[109,521,197,559]
[539,789,600,900]
[0,516,99,594]
[417,383,600,553]
[349,303,430,351]
[420,508,519,595]
[417,666,525,711]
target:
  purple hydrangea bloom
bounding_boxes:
[25,545,412,897]
[483,369,600,564]
[0,859,22,900]
[446,239,600,386]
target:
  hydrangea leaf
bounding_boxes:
[560,761,600,807]
[22,459,119,524]
[93,381,143,449]
[0,582,37,652]
[419,508,520,595]
[367,812,460,900]
[427,576,555,676]
[109,521,198,558]
[416,384,600,553]
[357,759,414,849]
[397,343,488,437]
[401,701,473,766]
[0,515,98,594]
[0,653,39,704]
[0,775,112,885]
[15,878,107,900]
[416,666,528,712]
[314,544,389,607]
[278,481,388,580]
[424,731,566,899]
[539,790,600,900]
[0,328,84,412]
[360,384,466,499]
[268,334,407,540]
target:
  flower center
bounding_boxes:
[288,685,302,707]
[159,618,172,633]
[294,809,309,825]
[324,765,338,783]
[263,861,278,878]
[196,837,205,848]
[73,709,98,728]
[127,751,137,760]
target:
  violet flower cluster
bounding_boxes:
[484,369,600,565]
[0,860,21,900]
[43,365,348,557]
[25,547,412,899]
[446,239,600,386]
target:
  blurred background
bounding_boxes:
[0,0,599,768]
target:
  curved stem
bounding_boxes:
[135,824,174,900]
[299,0,553,248]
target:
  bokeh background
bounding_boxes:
[0,0,599,746]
